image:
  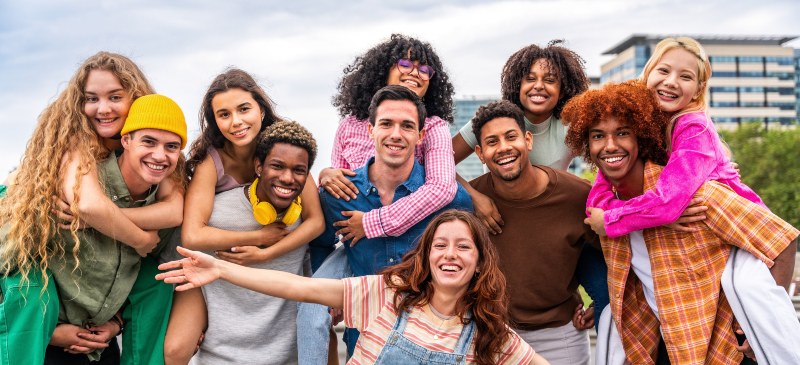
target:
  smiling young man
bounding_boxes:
[469,100,598,365]
[37,94,187,364]
[298,85,472,358]
[185,120,318,364]
[563,81,800,365]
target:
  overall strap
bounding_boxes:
[452,313,475,356]
[393,309,411,333]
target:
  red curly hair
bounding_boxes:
[381,209,510,365]
[562,80,670,167]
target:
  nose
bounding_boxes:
[498,138,513,153]
[604,135,619,153]
[388,124,403,139]
[444,243,456,259]
[278,167,294,184]
[151,145,167,161]
[97,99,111,114]
[232,112,243,127]
[663,72,678,88]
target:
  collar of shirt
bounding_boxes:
[351,156,426,198]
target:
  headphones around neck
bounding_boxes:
[248,178,302,226]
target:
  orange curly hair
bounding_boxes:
[562,80,669,166]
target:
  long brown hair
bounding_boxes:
[0,52,154,290]
[185,68,280,179]
[381,210,511,365]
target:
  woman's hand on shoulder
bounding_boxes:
[319,167,358,200]
[471,190,504,235]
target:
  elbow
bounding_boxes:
[181,229,202,250]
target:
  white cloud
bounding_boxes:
[1,0,798,178]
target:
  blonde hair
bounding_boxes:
[0,51,154,291]
[639,37,712,118]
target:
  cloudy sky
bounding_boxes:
[1,0,798,178]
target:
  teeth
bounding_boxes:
[274,186,293,195]
[657,90,677,99]
[386,145,403,151]
[529,95,547,102]
[603,156,623,163]
[440,265,460,272]
[497,156,516,165]
[145,163,165,171]
[404,80,419,87]
[232,128,249,136]
[97,118,115,124]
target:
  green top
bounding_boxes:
[50,151,160,327]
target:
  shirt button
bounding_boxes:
[389,258,394,262]
[371,188,377,193]
[104,304,108,308]
[111,195,118,201]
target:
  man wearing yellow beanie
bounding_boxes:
[42,94,187,364]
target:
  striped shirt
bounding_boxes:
[604,162,799,365]
[330,115,457,239]
[343,275,535,365]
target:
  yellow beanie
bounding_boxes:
[121,94,188,148]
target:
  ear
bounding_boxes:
[525,130,533,151]
[475,144,485,164]
[694,82,706,100]
[121,133,132,149]
[254,157,263,178]
[416,129,425,145]
[368,123,374,139]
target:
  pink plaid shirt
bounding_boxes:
[330,115,457,238]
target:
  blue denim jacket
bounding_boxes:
[313,157,473,277]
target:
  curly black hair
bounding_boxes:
[501,40,589,120]
[333,34,454,122]
[470,100,525,145]
[255,120,318,170]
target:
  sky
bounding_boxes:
[1,0,799,178]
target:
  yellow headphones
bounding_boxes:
[248,178,302,226]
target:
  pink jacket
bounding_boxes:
[587,111,766,238]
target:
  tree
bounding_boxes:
[719,124,800,232]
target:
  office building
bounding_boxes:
[601,34,798,125]
[451,96,496,181]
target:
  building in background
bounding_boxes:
[451,96,497,181]
[601,34,798,126]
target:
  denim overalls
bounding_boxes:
[374,310,475,365]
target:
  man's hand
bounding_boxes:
[335,210,366,246]
[584,208,607,237]
[133,230,160,257]
[571,303,595,331]
[665,197,707,232]
[734,324,756,361]
[50,323,109,355]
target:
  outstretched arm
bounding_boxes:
[157,246,343,308]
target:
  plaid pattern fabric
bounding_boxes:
[330,115,457,238]
[604,162,799,365]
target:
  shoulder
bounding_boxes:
[423,115,448,129]
[673,111,711,130]
[469,173,492,191]
[549,167,591,190]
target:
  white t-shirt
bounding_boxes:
[630,230,659,317]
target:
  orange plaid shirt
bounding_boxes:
[603,162,799,365]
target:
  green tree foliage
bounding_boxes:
[719,124,800,231]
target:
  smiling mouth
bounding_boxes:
[96,118,118,124]
[145,162,166,171]
[495,154,517,166]
[657,90,678,99]
[528,94,549,102]
[385,144,405,152]
[440,264,462,272]
[231,127,250,137]
[273,185,295,196]
[402,79,420,88]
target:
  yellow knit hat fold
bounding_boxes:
[121,94,188,148]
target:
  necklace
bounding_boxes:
[428,302,455,340]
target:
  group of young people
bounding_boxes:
[0,33,798,365]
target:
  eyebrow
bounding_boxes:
[84,88,125,95]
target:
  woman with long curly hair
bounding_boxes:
[157,210,549,365]
[0,51,183,364]
[162,69,324,365]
